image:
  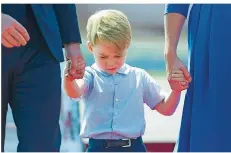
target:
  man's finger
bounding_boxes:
[14,22,30,41]
[76,70,84,76]
[65,62,74,76]
[73,69,85,79]
[8,27,27,46]
[66,60,71,69]
[77,60,85,66]
[76,63,86,71]
[77,55,84,61]
[3,32,20,47]
[72,73,84,79]
[68,59,77,74]
[70,58,78,68]
[2,37,14,48]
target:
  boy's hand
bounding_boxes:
[168,69,189,92]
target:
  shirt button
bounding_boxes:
[113,125,116,128]
[114,112,117,115]
[115,98,118,102]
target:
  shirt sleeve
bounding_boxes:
[164,4,190,18]
[82,67,94,97]
[142,70,167,109]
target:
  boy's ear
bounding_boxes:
[87,41,93,54]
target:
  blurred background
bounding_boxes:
[5,4,189,152]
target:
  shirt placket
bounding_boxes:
[111,74,119,139]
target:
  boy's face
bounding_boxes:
[88,41,127,74]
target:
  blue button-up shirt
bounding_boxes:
[79,63,166,139]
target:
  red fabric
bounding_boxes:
[145,142,175,152]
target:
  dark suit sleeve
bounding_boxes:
[53,4,82,44]
[164,4,190,18]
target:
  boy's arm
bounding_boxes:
[154,90,181,116]
[142,70,167,110]
[63,78,86,99]
[142,70,184,116]
[63,66,93,99]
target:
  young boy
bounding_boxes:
[63,10,189,152]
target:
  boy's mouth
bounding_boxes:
[107,68,116,71]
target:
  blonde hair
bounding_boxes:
[86,9,132,51]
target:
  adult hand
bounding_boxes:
[2,13,30,48]
[65,43,85,80]
[165,54,191,91]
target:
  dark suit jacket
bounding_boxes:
[31,4,82,62]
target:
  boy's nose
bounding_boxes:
[107,60,115,67]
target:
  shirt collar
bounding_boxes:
[91,63,130,76]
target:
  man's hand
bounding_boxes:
[64,58,85,81]
[2,13,30,48]
[64,43,85,80]
[165,53,192,91]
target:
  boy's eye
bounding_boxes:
[100,56,106,59]
[115,55,122,58]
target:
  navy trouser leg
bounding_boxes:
[2,45,62,152]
